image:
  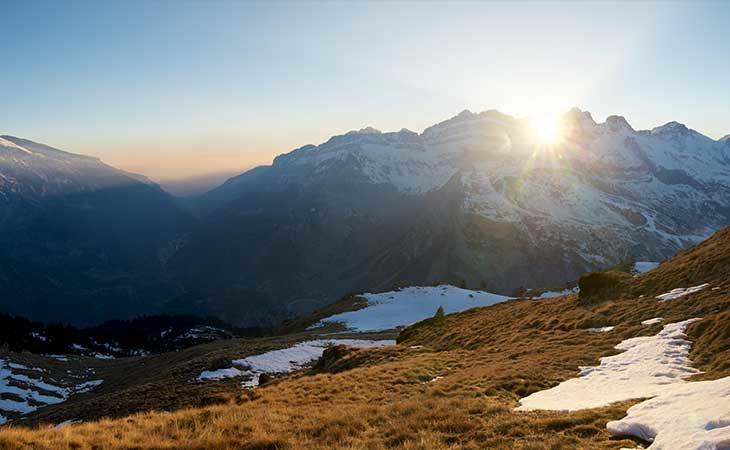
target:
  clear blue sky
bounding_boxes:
[3,1,730,180]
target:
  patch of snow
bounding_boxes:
[30,332,47,342]
[100,342,123,353]
[516,319,702,411]
[1,360,65,418]
[586,326,614,333]
[55,419,81,429]
[641,317,663,326]
[74,380,103,393]
[633,261,660,274]
[197,367,244,381]
[7,363,28,371]
[313,285,510,332]
[532,287,579,299]
[72,344,88,352]
[197,339,395,388]
[607,376,730,450]
[0,359,102,424]
[656,283,709,301]
[177,326,231,341]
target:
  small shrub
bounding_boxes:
[578,271,631,303]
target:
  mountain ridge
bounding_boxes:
[173,107,730,325]
[3,107,730,327]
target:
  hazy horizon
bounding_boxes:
[4,0,730,181]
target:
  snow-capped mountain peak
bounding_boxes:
[604,115,634,132]
[650,121,702,139]
[563,107,597,126]
[346,126,382,136]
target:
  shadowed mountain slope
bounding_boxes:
[0,136,193,325]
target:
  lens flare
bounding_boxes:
[532,116,562,145]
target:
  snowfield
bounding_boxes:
[313,285,509,332]
[607,376,730,450]
[656,283,709,301]
[517,319,730,450]
[516,319,702,411]
[198,339,395,388]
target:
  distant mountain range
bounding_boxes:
[3,108,730,326]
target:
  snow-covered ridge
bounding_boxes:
[312,285,510,332]
[0,135,148,199]
[198,339,395,388]
[0,137,33,154]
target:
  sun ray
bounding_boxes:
[531,115,563,145]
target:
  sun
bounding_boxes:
[531,115,562,145]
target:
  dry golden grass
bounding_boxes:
[2,228,729,450]
[0,348,642,450]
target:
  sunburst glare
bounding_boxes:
[531,115,563,145]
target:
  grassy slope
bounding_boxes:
[1,229,729,449]
[10,328,394,427]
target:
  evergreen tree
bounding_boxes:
[434,306,445,321]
